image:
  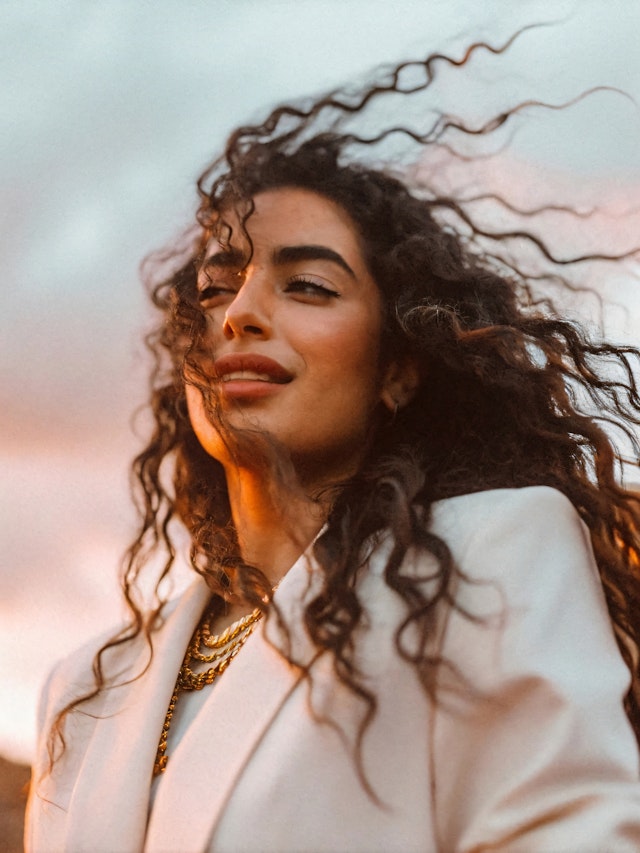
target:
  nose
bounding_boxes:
[222,271,272,340]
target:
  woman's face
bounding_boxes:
[186,187,404,485]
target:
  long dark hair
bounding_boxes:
[49,29,640,770]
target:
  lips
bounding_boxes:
[213,354,293,385]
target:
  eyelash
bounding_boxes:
[286,276,339,298]
[197,284,235,303]
[196,276,340,304]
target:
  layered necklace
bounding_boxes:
[153,598,263,777]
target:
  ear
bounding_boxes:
[380,357,421,414]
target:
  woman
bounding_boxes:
[26,34,640,852]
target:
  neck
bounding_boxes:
[224,465,328,588]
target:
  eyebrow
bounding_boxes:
[201,248,245,270]
[273,245,356,278]
[202,244,356,279]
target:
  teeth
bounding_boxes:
[221,371,273,382]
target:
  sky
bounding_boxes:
[2,0,640,763]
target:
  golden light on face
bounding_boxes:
[185,187,409,486]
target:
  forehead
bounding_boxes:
[209,187,364,257]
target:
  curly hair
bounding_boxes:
[48,29,640,772]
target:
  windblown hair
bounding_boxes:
[50,29,640,768]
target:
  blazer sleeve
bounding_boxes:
[431,486,640,852]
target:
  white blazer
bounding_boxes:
[25,487,640,852]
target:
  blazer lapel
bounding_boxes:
[144,550,323,853]
[63,578,211,853]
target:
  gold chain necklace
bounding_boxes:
[153,600,263,777]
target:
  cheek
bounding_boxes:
[325,316,382,380]
[300,317,384,415]
[185,384,201,424]
[185,383,219,453]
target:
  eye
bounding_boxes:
[197,284,236,304]
[286,276,340,299]
[196,269,241,304]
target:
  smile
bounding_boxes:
[220,370,288,383]
[213,354,294,385]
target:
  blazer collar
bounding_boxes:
[144,549,323,852]
[63,577,212,853]
[62,547,322,853]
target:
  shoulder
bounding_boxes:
[36,624,138,740]
[366,486,589,591]
[430,485,593,584]
[420,486,612,657]
[38,586,191,726]
[431,484,582,542]
[427,487,621,685]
